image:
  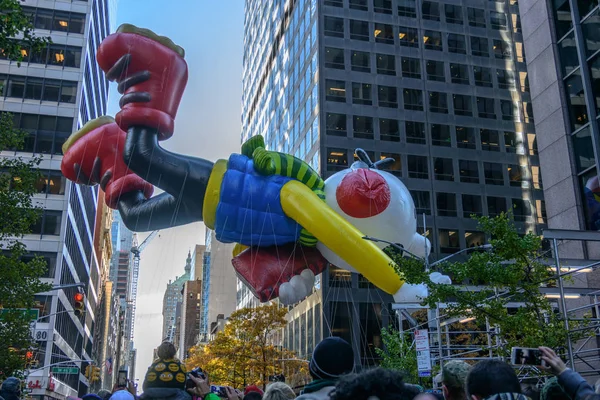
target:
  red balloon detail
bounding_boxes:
[336,169,391,218]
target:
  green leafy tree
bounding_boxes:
[375,328,419,382]
[392,214,586,359]
[1,0,51,64]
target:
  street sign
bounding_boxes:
[415,329,432,377]
[0,308,39,321]
[51,367,79,374]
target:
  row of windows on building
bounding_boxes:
[554,1,599,40]
[0,39,82,69]
[324,79,533,122]
[323,17,523,61]
[324,0,519,32]
[0,74,78,103]
[324,48,529,91]
[1,112,74,155]
[325,115,537,154]
[326,148,541,189]
[21,6,87,35]
[4,169,67,196]
[285,304,321,359]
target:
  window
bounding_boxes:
[468,8,486,28]
[497,70,515,90]
[374,23,394,44]
[477,97,496,119]
[25,77,43,100]
[456,127,476,149]
[36,170,66,195]
[60,81,77,103]
[565,71,588,131]
[350,20,370,41]
[408,155,428,179]
[459,160,479,183]
[532,166,543,190]
[5,75,25,98]
[403,89,423,111]
[512,199,531,222]
[351,50,370,72]
[573,126,596,172]
[471,37,489,57]
[399,26,419,47]
[437,193,457,217]
[380,119,399,142]
[445,4,463,24]
[490,11,508,30]
[398,0,416,17]
[327,148,348,171]
[439,229,459,253]
[504,131,518,153]
[401,57,419,79]
[429,92,448,114]
[412,191,431,215]
[380,153,401,175]
[582,9,600,58]
[353,116,373,140]
[352,82,372,105]
[558,32,579,77]
[462,195,482,218]
[453,94,473,116]
[473,68,492,90]
[426,60,445,82]
[24,7,86,34]
[422,1,440,21]
[349,0,368,11]
[579,0,599,19]
[508,164,523,187]
[493,39,512,59]
[450,63,469,85]
[326,113,347,137]
[481,129,500,152]
[591,54,600,115]
[374,0,392,14]
[431,124,451,147]
[378,86,397,108]
[448,34,466,54]
[500,100,517,121]
[325,47,345,69]
[406,121,426,144]
[423,30,442,51]
[466,231,485,248]
[377,54,395,75]
[487,196,507,217]
[325,0,343,6]
[484,162,503,185]
[31,210,62,236]
[434,158,454,181]
[324,16,344,38]
[325,80,346,102]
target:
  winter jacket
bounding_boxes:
[139,388,191,400]
[296,380,336,400]
[215,154,301,246]
[557,369,595,400]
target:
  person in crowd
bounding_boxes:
[98,389,113,400]
[244,386,264,398]
[109,390,136,400]
[330,367,406,400]
[402,384,422,400]
[243,391,263,400]
[466,359,526,400]
[0,377,21,400]
[83,393,103,400]
[296,337,355,400]
[539,346,593,400]
[415,393,440,400]
[262,382,295,400]
[540,377,571,400]
[438,360,471,400]
[523,386,540,400]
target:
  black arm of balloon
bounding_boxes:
[116,125,214,232]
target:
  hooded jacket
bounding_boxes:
[295,380,336,400]
[557,369,595,400]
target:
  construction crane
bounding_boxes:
[128,230,160,340]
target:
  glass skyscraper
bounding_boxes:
[242,0,544,367]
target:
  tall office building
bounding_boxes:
[519,1,599,254]
[242,0,544,366]
[179,279,202,358]
[162,252,192,342]
[0,0,114,397]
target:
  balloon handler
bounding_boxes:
[61,24,450,305]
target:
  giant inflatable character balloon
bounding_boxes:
[60,24,450,305]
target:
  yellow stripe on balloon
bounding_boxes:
[202,159,228,230]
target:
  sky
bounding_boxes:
[105,0,244,383]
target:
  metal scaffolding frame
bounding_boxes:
[391,228,600,381]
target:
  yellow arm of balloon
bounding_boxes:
[280,180,404,295]
[232,243,249,258]
[202,159,228,230]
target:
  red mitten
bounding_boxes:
[61,117,154,209]
[232,244,328,304]
[96,24,188,140]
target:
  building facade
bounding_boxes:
[179,279,202,358]
[162,252,192,342]
[242,0,544,366]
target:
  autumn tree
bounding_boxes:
[393,214,587,360]
[186,304,309,390]
[0,0,52,379]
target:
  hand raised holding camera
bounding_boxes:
[187,374,211,398]
[539,346,568,375]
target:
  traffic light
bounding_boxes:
[73,292,85,317]
[84,365,92,380]
[91,366,101,383]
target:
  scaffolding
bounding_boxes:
[392,228,600,383]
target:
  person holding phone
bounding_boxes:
[539,347,594,400]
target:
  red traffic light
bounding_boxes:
[26,351,34,359]
[74,293,84,302]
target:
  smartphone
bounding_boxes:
[117,370,128,387]
[210,385,227,398]
[511,347,547,367]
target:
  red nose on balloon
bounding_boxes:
[336,168,391,218]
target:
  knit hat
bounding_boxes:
[244,385,264,396]
[0,377,20,395]
[143,341,187,390]
[309,337,354,380]
[541,377,570,400]
[441,360,471,389]
[83,394,102,400]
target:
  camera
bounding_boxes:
[510,347,547,367]
[185,367,207,389]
